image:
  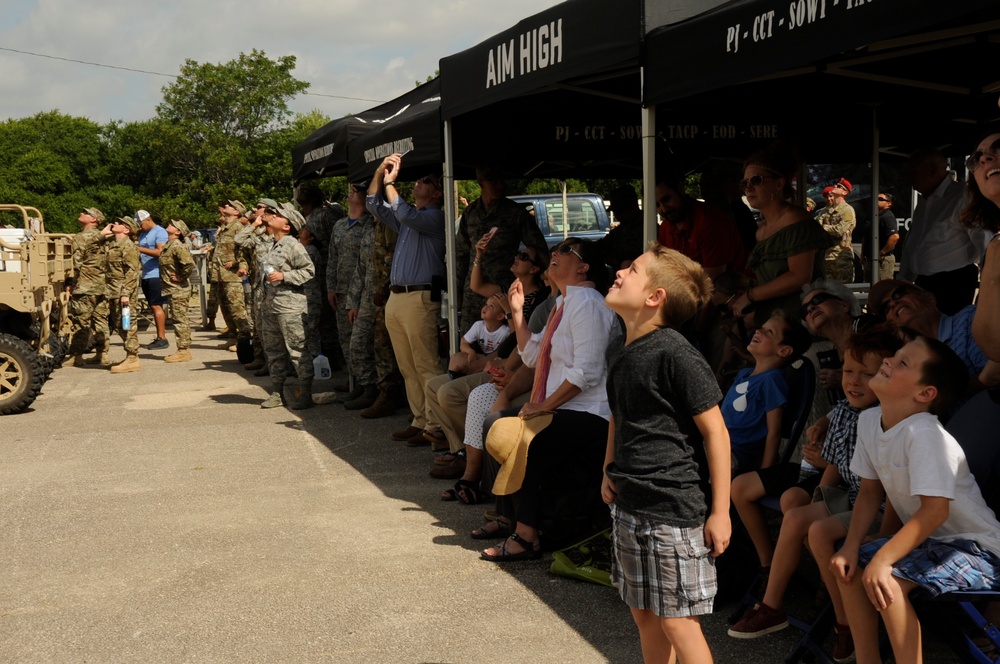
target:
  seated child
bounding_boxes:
[448,299,510,378]
[722,310,813,475]
[602,245,731,664]
[728,326,902,662]
[831,334,1000,664]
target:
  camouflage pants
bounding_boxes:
[251,285,266,362]
[373,304,401,390]
[67,294,109,355]
[318,280,339,350]
[110,290,140,355]
[205,283,222,325]
[824,246,856,283]
[217,281,250,338]
[261,305,314,390]
[168,290,192,350]
[346,304,377,387]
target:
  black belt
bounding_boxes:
[390,284,432,294]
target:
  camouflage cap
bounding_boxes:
[227,199,247,214]
[168,219,190,237]
[274,203,305,232]
[117,216,139,234]
[82,207,106,222]
[257,198,279,210]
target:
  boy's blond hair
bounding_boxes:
[644,243,713,327]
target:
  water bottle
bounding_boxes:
[313,353,332,380]
[121,305,131,330]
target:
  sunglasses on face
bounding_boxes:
[878,285,912,318]
[555,243,584,261]
[419,176,442,190]
[255,204,267,210]
[514,251,533,262]
[965,138,1000,172]
[800,292,838,318]
[738,174,775,191]
[877,196,890,202]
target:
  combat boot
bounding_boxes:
[360,387,396,419]
[85,350,110,366]
[341,383,364,403]
[62,353,85,368]
[289,380,314,410]
[344,384,378,410]
[243,358,266,371]
[260,391,284,409]
[164,349,192,363]
[109,354,141,374]
[254,365,269,377]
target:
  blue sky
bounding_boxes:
[0,0,564,124]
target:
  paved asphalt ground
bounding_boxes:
[2,326,963,663]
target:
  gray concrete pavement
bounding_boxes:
[1,327,960,662]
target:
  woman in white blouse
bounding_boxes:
[475,238,617,561]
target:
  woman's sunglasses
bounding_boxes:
[878,285,912,318]
[800,292,838,318]
[738,174,775,191]
[965,138,1000,172]
[555,243,584,261]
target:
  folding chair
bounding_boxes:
[727,356,817,623]
[912,387,1000,664]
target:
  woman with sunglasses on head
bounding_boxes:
[730,141,836,328]
[474,239,617,560]
[963,128,1000,362]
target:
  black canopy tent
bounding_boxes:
[641,0,1000,281]
[291,116,370,183]
[345,78,443,183]
[439,0,644,179]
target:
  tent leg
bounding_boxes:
[443,119,459,355]
[642,104,657,246]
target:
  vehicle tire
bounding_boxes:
[0,333,43,415]
[37,334,64,382]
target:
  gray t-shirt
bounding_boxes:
[605,326,723,527]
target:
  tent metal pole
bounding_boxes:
[642,103,657,246]
[443,118,459,355]
[870,104,881,289]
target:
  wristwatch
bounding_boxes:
[505,312,513,320]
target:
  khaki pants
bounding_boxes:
[384,290,441,429]
[425,372,491,453]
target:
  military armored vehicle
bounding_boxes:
[0,204,74,414]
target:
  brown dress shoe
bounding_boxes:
[391,425,422,441]
[360,390,395,419]
[406,430,432,447]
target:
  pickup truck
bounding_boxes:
[508,193,611,249]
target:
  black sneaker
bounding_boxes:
[146,337,169,350]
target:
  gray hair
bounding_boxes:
[801,279,861,317]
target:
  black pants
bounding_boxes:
[915,264,979,316]
[483,409,608,531]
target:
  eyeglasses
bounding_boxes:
[738,174,775,191]
[878,285,912,318]
[965,138,1000,172]
[800,292,838,318]
[555,243,584,261]
[877,196,890,202]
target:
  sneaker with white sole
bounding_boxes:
[727,603,788,639]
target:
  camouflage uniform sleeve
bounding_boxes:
[281,241,316,287]
[327,225,340,294]
[821,206,856,241]
[346,220,375,310]
[123,241,141,296]
[177,244,196,282]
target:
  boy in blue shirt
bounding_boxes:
[603,245,731,664]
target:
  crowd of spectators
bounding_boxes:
[59,132,1000,663]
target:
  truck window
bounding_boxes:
[544,200,600,234]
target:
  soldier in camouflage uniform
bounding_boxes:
[202,215,226,331]
[816,179,857,283]
[63,207,111,367]
[106,217,143,373]
[159,219,197,363]
[327,184,377,407]
[455,167,548,335]
[283,203,322,362]
[296,184,344,363]
[211,200,252,351]
[258,204,316,409]
[359,210,403,419]
[236,202,274,373]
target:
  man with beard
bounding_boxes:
[655,171,746,280]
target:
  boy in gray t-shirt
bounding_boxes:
[603,245,731,663]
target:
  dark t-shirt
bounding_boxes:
[605,326,724,527]
[862,209,899,258]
